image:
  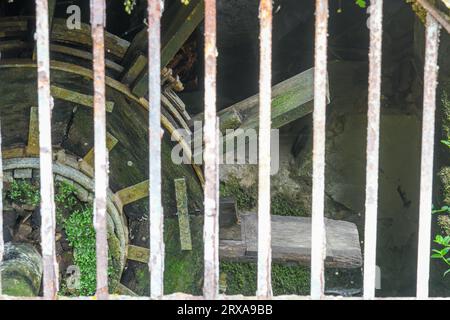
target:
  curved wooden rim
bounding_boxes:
[0,60,205,186]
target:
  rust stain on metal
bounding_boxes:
[363,0,383,300]
[148,0,165,300]
[203,0,219,300]
[36,0,58,300]
[257,0,273,299]
[417,14,441,299]
[310,0,328,300]
[91,0,109,300]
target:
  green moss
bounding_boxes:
[220,262,310,296]
[442,92,450,141]
[405,0,432,23]
[163,216,204,295]
[220,178,306,216]
[220,177,257,211]
[2,275,35,297]
[271,193,307,216]
[6,180,40,205]
[5,180,122,296]
[440,167,450,205]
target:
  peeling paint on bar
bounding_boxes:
[310,0,328,300]
[416,14,441,299]
[36,0,58,299]
[91,0,109,300]
[363,0,383,300]
[257,0,273,299]
[148,0,165,300]
[203,0,219,300]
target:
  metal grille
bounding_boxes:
[0,0,449,300]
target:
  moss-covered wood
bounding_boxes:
[1,243,42,297]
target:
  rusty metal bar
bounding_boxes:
[148,0,164,299]
[91,0,109,300]
[310,0,329,299]
[0,121,3,296]
[363,0,383,300]
[417,0,450,33]
[36,0,58,299]
[416,14,441,299]
[257,0,273,299]
[203,0,219,300]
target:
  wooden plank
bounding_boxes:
[131,0,204,97]
[51,85,115,112]
[219,240,247,260]
[0,40,30,52]
[50,44,124,73]
[25,107,39,156]
[238,214,362,268]
[83,132,119,167]
[51,18,130,60]
[121,54,147,86]
[175,178,192,251]
[115,180,149,207]
[2,147,25,159]
[127,244,149,264]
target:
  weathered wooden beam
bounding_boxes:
[131,0,204,97]
[193,67,330,132]
[51,85,115,112]
[175,178,192,251]
[121,54,147,86]
[83,132,119,167]
[127,244,150,264]
[25,107,39,156]
[191,68,330,159]
[114,180,149,208]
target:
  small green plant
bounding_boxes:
[6,180,115,296]
[433,205,450,214]
[63,206,99,296]
[6,180,40,206]
[442,140,450,149]
[432,235,450,276]
[355,0,366,8]
[124,0,136,14]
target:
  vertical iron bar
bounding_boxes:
[363,0,383,300]
[257,0,273,299]
[36,0,58,299]
[0,121,3,296]
[91,0,108,300]
[203,0,219,300]
[416,13,441,299]
[148,0,164,299]
[311,0,328,299]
